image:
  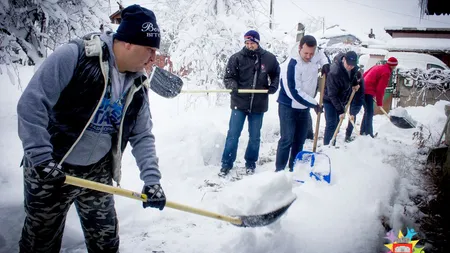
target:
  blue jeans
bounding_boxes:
[361,94,374,137]
[275,104,310,171]
[323,102,339,145]
[221,109,264,170]
[345,104,362,137]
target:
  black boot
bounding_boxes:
[218,167,231,177]
[345,136,355,143]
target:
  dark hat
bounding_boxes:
[244,30,260,44]
[344,51,358,66]
[114,4,161,48]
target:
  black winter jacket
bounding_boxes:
[323,59,359,114]
[224,47,280,113]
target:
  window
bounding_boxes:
[427,63,444,70]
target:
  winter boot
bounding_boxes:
[345,136,355,143]
[246,168,255,175]
[218,167,231,177]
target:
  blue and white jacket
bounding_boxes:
[277,47,329,109]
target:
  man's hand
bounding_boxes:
[339,113,345,120]
[352,85,360,92]
[230,87,239,95]
[142,184,166,210]
[349,115,355,122]
[314,104,323,115]
[321,64,330,76]
[268,86,277,95]
[34,160,66,186]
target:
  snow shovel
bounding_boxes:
[148,66,184,98]
[293,73,332,184]
[427,116,450,164]
[64,175,296,228]
[330,89,357,145]
[374,99,416,129]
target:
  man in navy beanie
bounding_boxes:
[17,4,165,253]
[219,30,280,177]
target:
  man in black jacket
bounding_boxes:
[332,53,365,142]
[323,51,360,145]
[219,30,280,176]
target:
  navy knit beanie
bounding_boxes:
[114,4,161,48]
[244,30,260,44]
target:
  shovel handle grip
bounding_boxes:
[64,175,243,225]
[181,89,268,94]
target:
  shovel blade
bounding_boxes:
[233,197,297,227]
[427,146,448,165]
[390,115,416,129]
[293,151,332,184]
[149,66,184,98]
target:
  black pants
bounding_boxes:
[19,153,119,253]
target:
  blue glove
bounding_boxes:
[142,184,166,210]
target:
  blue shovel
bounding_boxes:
[293,73,332,184]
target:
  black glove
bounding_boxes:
[268,86,277,95]
[142,184,166,210]
[313,104,323,114]
[34,160,66,186]
[321,64,330,76]
[230,87,238,96]
[353,71,362,86]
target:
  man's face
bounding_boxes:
[124,43,157,72]
[343,58,355,71]
[245,40,259,51]
[299,44,316,62]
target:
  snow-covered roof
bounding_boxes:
[369,37,450,52]
[312,25,360,40]
[384,26,450,32]
[359,47,389,56]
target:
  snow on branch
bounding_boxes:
[398,67,450,106]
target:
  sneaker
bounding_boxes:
[218,168,231,177]
[246,168,255,175]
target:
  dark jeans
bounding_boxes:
[361,94,374,137]
[323,102,339,145]
[221,109,264,170]
[306,113,314,139]
[345,104,362,137]
[20,153,119,253]
[275,104,310,171]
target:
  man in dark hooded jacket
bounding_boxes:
[323,51,360,145]
[332,53,365,142]
[219,30,280,176]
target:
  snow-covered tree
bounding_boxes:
[151,0,289,91]
[398,68,450,106]
[0,0,109,67]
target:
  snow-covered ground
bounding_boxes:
[1,66,448,252]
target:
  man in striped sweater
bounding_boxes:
[275,35,329,172]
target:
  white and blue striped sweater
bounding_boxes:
[277,49,328,109]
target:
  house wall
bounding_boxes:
[389,32,450,39]
[394,76,450,108]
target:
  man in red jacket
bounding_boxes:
[360,57,398,137]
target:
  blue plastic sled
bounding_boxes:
[292,151,332,184]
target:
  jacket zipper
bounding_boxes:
[249,57,259,113]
